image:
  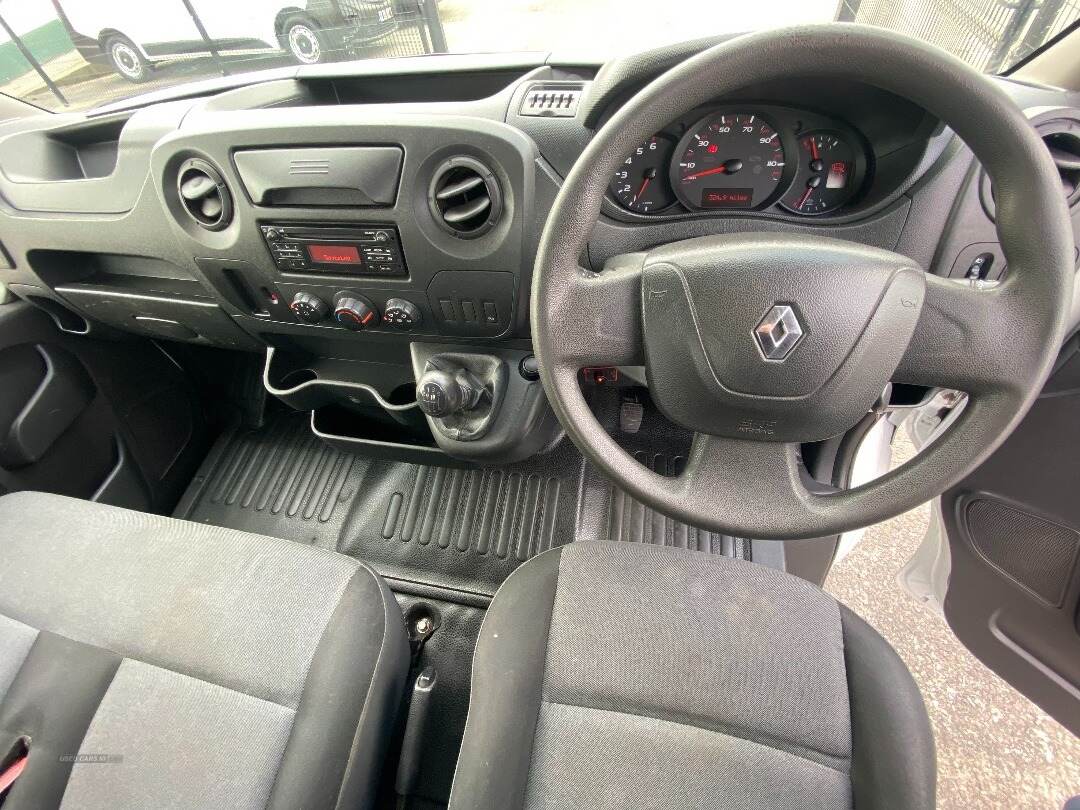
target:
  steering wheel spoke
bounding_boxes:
[542,257,645,369]
[893,274,1029,398]
[670,433,833,539]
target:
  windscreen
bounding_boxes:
[0,0,1076,112]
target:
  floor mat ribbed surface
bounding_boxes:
[605,450,749,558]
[175,413,582,599]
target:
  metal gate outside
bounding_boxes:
[836,0,1080,71]
[332,0,448,61]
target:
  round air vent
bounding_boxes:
[981,118,1080,218]
[177,157,233,231]
[428,157,502,238]
[1042,130,1080,206]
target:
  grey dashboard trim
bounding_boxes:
[89,52,554,117]
[53,286,219,307]
[0,101,194,214]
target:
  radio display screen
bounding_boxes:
[307,244,362,265]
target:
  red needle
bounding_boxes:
[682,165,727,181]
[634,176,651,202]
[795,186,814,209]
[808,137,820,160]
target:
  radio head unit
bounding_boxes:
[260,223,407,276]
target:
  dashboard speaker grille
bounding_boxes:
[965,497,1080,607]
[428,157,502,238]
[177,158,233,231]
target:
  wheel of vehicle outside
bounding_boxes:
[284,18,327,65]
[105,34,149,83]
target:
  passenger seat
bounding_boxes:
[0,491,409,810]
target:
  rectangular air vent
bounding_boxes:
[518,83,584,118]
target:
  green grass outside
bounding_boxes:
[0,18,75,84]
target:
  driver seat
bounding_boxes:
[448,541,935,809]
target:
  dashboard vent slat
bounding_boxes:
[519,83,584,118]
[428,157,502,239]
[180,174,216,201]
[176,158,233,232]
[1043,130,1080,203]
[436,174,486,199]
[1048,142,1080,172]
[442,196,491,224]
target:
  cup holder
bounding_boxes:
[388,382,418,407]
[263,348,420,415]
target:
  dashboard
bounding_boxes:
[0,41,1078,465]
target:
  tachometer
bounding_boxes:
[671,112,788,210]
[780,131,859,215]
[610,135,677,213]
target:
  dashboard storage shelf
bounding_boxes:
[310,404,457,467]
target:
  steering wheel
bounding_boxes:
[532,24,1074,540]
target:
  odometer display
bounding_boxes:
[672,112,787,210]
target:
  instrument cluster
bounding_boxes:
[609,105,870,218]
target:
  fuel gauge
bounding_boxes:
[781,131,859,215]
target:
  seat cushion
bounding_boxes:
[448,541,935,809]
[0,491,409,810]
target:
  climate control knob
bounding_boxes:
[333,296,377,331]
[289,291,329,324]
[382,298,421,330]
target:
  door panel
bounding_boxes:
[940,332,1080,736]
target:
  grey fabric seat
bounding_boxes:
[0,491,409,810]
[449,541,936,810]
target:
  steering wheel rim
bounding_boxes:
[531,24,1074,540]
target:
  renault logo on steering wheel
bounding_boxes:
[753,304,804,361]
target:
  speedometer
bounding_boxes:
[671,112,789,210]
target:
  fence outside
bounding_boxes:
[837,0,1080,72]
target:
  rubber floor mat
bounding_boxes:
[175,412,582,599]
[605,450,748,557]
